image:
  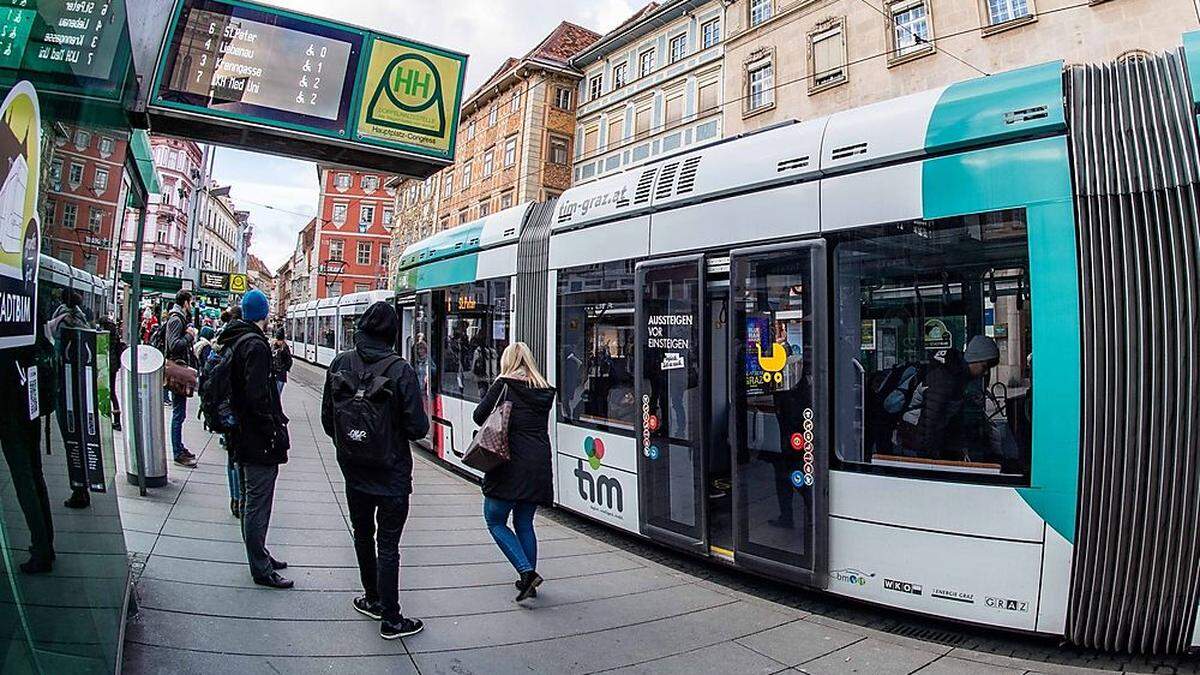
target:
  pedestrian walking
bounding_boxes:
[164,290,198,468]
[272,328,292,397]
[218,289,292,588]
[322,301,429,640]
[472,342,555,602]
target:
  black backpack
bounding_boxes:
[148,324,165,353]
[329,353,402,468]
[198,334,256,434]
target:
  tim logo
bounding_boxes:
[574,459,623,512]
[347,429,368,442]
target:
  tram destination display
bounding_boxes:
[0,0,131,96]
[154,0,361,133]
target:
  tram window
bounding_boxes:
[833,211,1033,483]
[307,316,317,345]
[557,260,638,433]
[439,279,509,402]
[319,315,336,349]
[412,295,435,421]
[340,314,356,350]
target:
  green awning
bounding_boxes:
[128,129,161,196]
[119,272,181,294]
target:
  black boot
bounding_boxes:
[515,570,542,602]
[64,489,90,509]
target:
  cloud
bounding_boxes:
[216,0,642,270]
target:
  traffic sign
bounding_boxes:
[228,273,247,293]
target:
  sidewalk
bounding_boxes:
[116,363,1113,675]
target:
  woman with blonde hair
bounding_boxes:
[473,342,556,601]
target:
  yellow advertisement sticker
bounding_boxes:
[0,80,41,348]
[357,38,465,157]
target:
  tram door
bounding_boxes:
[635,256,708,553]
[728,242,828,586]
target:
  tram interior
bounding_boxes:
[834,210,1034,480]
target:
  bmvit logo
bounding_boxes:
[583,436,605,470]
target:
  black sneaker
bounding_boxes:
[380,616,423,640]
[514,580,537,598]
[353,596,382,620]
[515,570,543,602]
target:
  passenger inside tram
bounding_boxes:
[835,211,1033,479]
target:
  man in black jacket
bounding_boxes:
[911,335,1000,460]
[164,290,197,467]
[220,289,292,589]
[322,302,429,639]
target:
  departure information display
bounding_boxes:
[154,0,361,131]
[0,0,130,85]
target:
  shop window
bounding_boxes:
[439,279,510,402]
[832,211,1033,483]
[557,260,638,433]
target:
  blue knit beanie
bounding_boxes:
[241,289,270,322]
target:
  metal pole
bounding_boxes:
[126,158,149,497]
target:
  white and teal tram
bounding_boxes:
[387,36,1198,654]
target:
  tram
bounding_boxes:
[285,290,395,366]
[385,39,1200,655]
[37,254,112,321]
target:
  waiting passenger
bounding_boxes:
[901,335,1000,461]
[473,342,556,603]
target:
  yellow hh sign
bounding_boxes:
[356,37,466,159]
[229,273,248,294]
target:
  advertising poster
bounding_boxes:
[0,80,39,349]
[62,327,106,493]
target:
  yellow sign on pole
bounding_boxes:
[229,273,248,294]
[355,37,467,159]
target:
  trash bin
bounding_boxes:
[120,345,167,487]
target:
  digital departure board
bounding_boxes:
[149,0,468,171]
[0,0,131,93]
[153,0,362,132]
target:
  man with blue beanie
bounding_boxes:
[217,288,293,588]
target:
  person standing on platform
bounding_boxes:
[473,342,556,603]
[164,290,198,468]
[322,301,429,640]
[0,341,55,573]
[220,289,292,589]
[271,328,292,397]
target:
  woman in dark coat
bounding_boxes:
[473,342,555,602]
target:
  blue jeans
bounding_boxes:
[226,450,240,502]
[483,497,538,574]
[276,380,285,397]
[171,393,188,458]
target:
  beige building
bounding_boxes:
[571,1,726,184]
[387,174,440,283]
[723,0,1200,135]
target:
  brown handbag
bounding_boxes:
[164,359,198,397]
[462,383,512,472]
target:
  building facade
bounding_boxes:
[42,125,129,277]
[197,183,241,273]
[118,136,203,277]
[247,253,274,301]
[722,0,1199,136]
[388,174,440,283]
[571,1,725,184]
[312,167,396,298]
[431,21,601,229]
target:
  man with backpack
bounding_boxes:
[211,289,292,589]
[321,301,429,639]
[163,290,198,468]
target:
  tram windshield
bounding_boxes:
[833,210,1033,482]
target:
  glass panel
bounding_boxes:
[639,260,704,542]
[733,247,818,570]
[412,294,436,441]
[557,261,637,434]
[440,281,508,403]
[833,213,1032,482]
[319,314,335,348]
[340,313,356,350]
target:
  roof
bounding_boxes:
[462,21,601,112]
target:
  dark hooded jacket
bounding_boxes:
[322,302,429,496]
[473,377,556,505]
[913,347,987,459]
[218,319,288,465]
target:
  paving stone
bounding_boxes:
[601,640,786,674]
[914,655,1028,675]
[736,618,863,667]
[797,637,940,674]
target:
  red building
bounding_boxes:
[43,124,129,277]
[312,166,396,298]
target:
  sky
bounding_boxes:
[213,0,643,271]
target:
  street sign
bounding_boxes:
[228,272,247,293]
[198,269,229,292]
[148,0,467,173]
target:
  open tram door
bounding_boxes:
[728,241,828,587]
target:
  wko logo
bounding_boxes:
[575,437,623,513]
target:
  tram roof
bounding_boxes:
[397,201,533,271]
